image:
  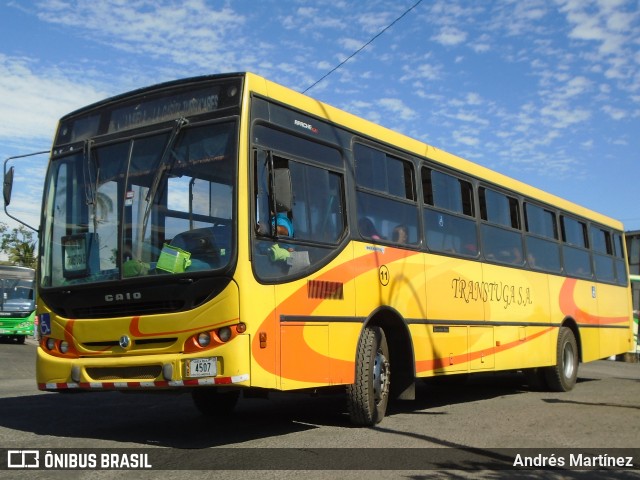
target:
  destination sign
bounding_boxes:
[55,77,242,145]
[108,88,221,133]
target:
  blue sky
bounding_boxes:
[1,0,639,233]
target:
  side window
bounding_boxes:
[479,187,523,265]
[289,161,344,244]
[614,233,628,286]
[252,147,346,282]
[355,143,415,200]
[481,188,520,229]
[524,203,561,272]
[354,143,419,246]
[561,216,592,278]
[591,225,615,283]
[422,168,478,257]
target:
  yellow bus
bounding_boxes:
[9,72,633,425]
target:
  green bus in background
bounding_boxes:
[631,274,640,357]
[0,266,35,344]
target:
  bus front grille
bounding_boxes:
[82,337,179,351]
[86,365,162,381]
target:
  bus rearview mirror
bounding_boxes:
[3,166,14,206]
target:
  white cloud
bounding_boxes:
[562,76,592,97]
[0,55,107,142]
[357,11,392,33]
[432,26,468,46]
[452,112,489,126]
[558,0,638,70]
[340,38,366,52]
[453,131,480,147]
[602,104,627,120]
[33,0,249,71]
[377,98,418,121]
[400,62,442,81]
[540,101,591,128]
[465,93,483,105]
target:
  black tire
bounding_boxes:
[347,326,391,426]
[543,327,578,392]
[15,335,26,345]
[192,388,240,417]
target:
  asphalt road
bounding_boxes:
[0,337,638,479]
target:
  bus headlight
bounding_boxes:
[60,341,69,354]
[217,326,232,342]
[46,338,56,351]
[197,332,211,347]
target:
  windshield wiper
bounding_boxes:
[82,139,99,232]
[141,117,189,238]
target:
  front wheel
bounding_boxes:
[347,326,391,426]
[543,326,578,392]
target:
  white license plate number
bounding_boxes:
[186,357,217,378]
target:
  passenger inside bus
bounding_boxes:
[359,217,382,240]
[392,224,408,244]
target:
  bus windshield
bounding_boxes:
[0,277,35,313]
[40,120,237,288]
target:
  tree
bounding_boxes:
[0,223,37,268]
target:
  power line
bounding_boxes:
[302,0,423,94]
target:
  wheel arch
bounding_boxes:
[560,316,582,362]
[360,306,416,401]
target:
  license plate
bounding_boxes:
[185,357,217,378]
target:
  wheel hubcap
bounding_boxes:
[373,349,390,403]
[562,342,575,379]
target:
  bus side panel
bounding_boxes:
[482,264,553,371]
[352,243,426,322]
[280,323,330,388]
[276,248,356,390]
[353,243,428,372]
[596,282,634,359]
[419,254,483,377]
[469,326,494,371]
[553,277,604,363]
[247,282,279,390]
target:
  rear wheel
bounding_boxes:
[544,327,578,392]
[192,388,240,417]
[347,326,391,426]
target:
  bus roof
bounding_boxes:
[56,72,623,231]
[0,265,35,279]
[245,72,623,231]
